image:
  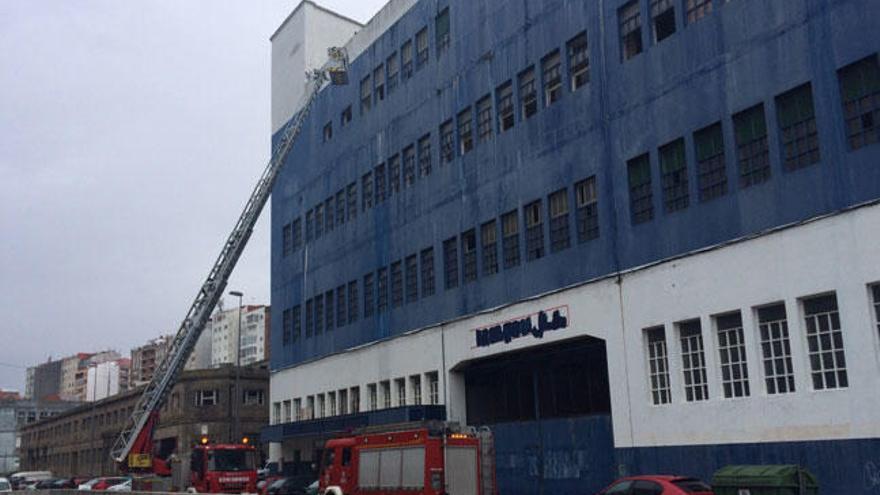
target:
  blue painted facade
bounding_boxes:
[270,0,880,371]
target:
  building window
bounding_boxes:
[305,298,314,338]
[282,307,292,345]
[418,134,432,177]
[477,95,493,142]
[872,284,880,340]
[620,1,643,61]
[440,120,454,163]
[694,122,727,202]
[294,398,303,421]
[315,294,324,335]
[335,190,345,226]
[776,83,820,171]
[305,209,314,242]
[838,55,879,150]
[627,154,653,224]
[458,107,474,154]
[316,394,325,418]
[645,326,671,405]
[427,371,439,404]
[548,189,570,253]
[292,305,301,341]
[686,0,712,23]
[716,312,750,398]
[350,387,360,413]
[416,27,429,68]
[410,375,422,405]
[803,293,848,390]
[420,247,436,297]
[292,217,302,250]
[443,237,459,289]
[734,104,770,187]
[659,138,689,213]
[323,122,332,142]
[314,204,324,239]
[282,223,292,257]
[679,320,708,402]
[325,289,334,331]
[567,32,590,91]
[341,105,352,127]
[273,402,281,424]
[389,154,401,194]
[481,220,498,276]
[525,200,545,261]
[575,176,599,242]
[757,304,795,394]
[306,396,314,419]
[462,230,477,283]
[324,197,334,232]
[368,384,378,411]
[375,163,386,204]
[338,389,347,415]
[195,389,219,407]
[405,254,418,303]
[650,0,676,43]
[391,261,403,308]
[497,81,514,132]
[328,392,336,416]
[363,273,375,317]
[360,76,372,114]
[401,40,414,80]
[362,172,373,211]
[403,145,416,186]
[542,50,563,106]
[336,285,346,327]
[395,378,407,406]
[502,210,521,269]
[377,267,389,313]
[348,280,359,322]
[283,400,292,422]
[374,64,385,103]
[436,8,450,55]
[519,67,538,120]
[381,380,392,409]
[387,52,399,93]
[347,183,358,221]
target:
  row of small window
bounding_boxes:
[191,388,266,407]
[618,0,732,62]
[280,177,600,343]
[322,9,450,143]
[285,30,594,257]
[645,284,880,406]
[271,371,440,424]
[627,54,880,225]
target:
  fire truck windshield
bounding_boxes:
[207,449,256,472]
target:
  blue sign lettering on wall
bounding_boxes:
[474,306,569,348]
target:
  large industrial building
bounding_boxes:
[263,0,880,493]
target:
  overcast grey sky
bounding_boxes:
[0,0,385,393]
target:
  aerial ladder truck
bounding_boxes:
[107,47,350,493]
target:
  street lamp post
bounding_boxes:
[229,290,244,444]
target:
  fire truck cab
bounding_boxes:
[319,426,491,495]
[189,443,258,493]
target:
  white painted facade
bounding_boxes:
[268,202,880,461]
[210,305,269,367]
[270,1,362,134]
[86,361,121,402]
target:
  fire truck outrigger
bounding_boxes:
[319,422,497,495]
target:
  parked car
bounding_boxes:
[106,479,131,492]
[598,475,714,495]
[9,472,52,490]
[33,478,64,489]
[265,476,316,495]
[0,477,11,493]
[50,478,78,489]
[78,477,131,491]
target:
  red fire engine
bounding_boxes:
[188,443,258,494]
[319,425,495,495]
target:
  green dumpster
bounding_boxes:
[712,465,819,495]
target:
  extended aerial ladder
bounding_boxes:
[109,47,350,467]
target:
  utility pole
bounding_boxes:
[228,290,244,443]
